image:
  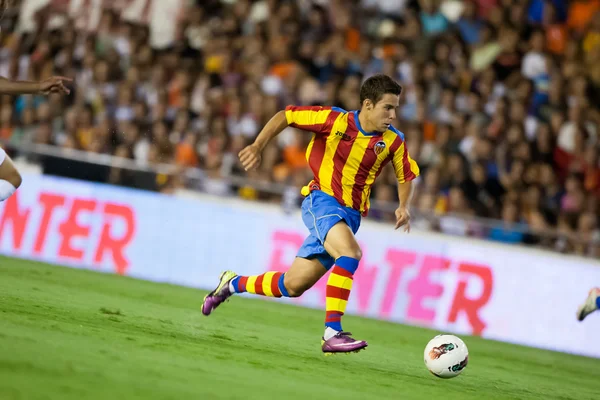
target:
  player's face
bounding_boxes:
[371,93,399,132]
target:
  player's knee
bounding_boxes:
[339,247,362,261]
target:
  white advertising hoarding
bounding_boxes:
[1,174,600,358]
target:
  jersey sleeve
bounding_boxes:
[391,141,420,184]
[285,105,335,134]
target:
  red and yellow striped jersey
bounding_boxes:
[285,105,420,216]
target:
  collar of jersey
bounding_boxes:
[353,110,383,136]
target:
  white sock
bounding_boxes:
[229,280,236,294]
[0,179,16,202]
[324,327,339,341]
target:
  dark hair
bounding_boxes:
[359,74,402,106]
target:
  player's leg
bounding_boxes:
[576,287,600,321]
[201,256,326,316]
[231,256,326,297]
[319,220,367,354]
[0,149,22,202]
[202,191,335,316]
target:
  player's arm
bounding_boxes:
[397,180,414,210]
[239,106,332,171]
[253,110,289,152]
[391,140,420,232]
[0,77,41,94]
[238,110,289,171]
[0,76,71,95]
[395,180,414,231]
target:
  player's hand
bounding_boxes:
[39,76,72,95]
[238,143,262,171]
[394,206,411,232]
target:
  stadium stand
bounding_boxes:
[0,0,598,257]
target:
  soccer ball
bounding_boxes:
[424,334,469,379]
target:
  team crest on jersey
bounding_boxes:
[374,140,386,155]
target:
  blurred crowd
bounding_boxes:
[0,0,599,257]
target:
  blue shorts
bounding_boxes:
[296,190,361,270]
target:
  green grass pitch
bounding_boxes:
[0,255,599,400]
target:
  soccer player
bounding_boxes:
[0,0,72,203]
[576,288,600,321]
[202,74,420,355]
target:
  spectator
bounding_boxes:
[0,0,596,257]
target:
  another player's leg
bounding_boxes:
[576,287,600,321]
[320,221,367,355]
[0,149,22,202]
[201,257,326,316]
